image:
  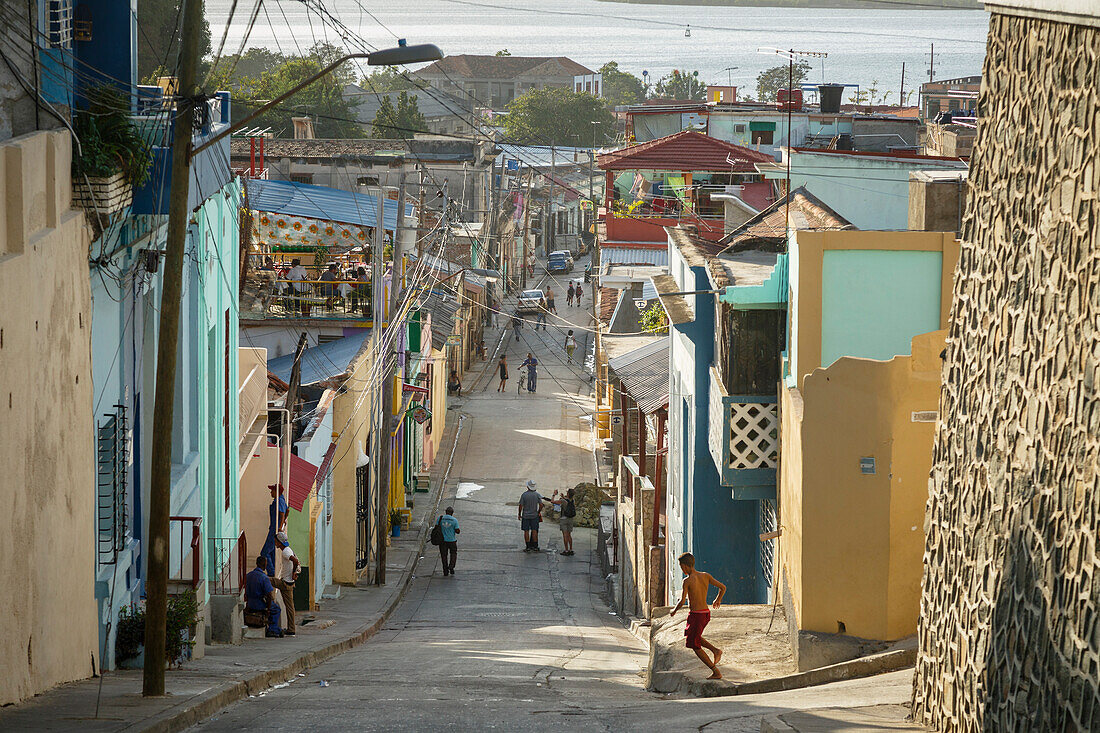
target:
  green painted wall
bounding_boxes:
[820,250,942,368]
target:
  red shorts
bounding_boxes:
[685,610,710,649]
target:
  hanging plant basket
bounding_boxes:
[73,171,133,219]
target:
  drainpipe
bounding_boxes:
[638,405,647,479]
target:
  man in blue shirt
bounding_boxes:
[261,484,289,577]
[244,556,283,637]
[520,353,538,393]
[438,506,460,576]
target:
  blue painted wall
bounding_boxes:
[667,241,766,604]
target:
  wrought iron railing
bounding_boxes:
[210,533,247,596]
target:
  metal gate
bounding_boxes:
[355,463,372,572]
[760,499,776,600]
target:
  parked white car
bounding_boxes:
[517,289,544,313]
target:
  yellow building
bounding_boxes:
[778,229,957,670]
[0,130,99,703]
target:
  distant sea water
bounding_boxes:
[205,0,988,101]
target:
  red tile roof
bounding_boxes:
[738,181,776,212]
[597,130,773,172]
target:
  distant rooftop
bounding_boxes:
[414,54,594,80]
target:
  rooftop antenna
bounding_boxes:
[758,48,828,248]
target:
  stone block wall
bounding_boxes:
[912,10,1100,732]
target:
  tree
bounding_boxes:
[503,87,615,147]
[639,303,668,334]
[756,61,811,103]
[653,69,706,102]
[372,91,426,138]
[244,53,364,138]
[495,49,512,57]
[137,0,211,79]
[203,43,364,138]
[360,66,415,93]
[598,61,646,107]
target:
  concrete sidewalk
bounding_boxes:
[760,704,922,732]
[644,605,918,699]
[0,419,464,733]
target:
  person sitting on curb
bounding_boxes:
[244,556,282,638]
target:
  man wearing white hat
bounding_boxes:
[518,480,549,552]
[273,532,300,635]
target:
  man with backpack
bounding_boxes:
[432,506,460,576]
[550,488,577,556]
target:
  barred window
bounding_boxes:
[97,405,129,564]
[47,0,73,48]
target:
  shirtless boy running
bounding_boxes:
[670,552,726,679]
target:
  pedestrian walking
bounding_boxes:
[567,282,575,307]
[518,480,549,551]
[546,287,557,314]
[574,282,583,306]
[497,354,509,391]
[564,330,577,361]
[520,352,538,392]
[670,553,726,680]
[550,489,577,555]
[272,532,300,635]
[512,312,522,341]
[436,506,460,576]
[536,299,548,330]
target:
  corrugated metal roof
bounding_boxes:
[268,331,371,386]
[597,130,774,172]
[287,453,320,512]
[244,178,413,232]
[418,292,461,350]
[608,338,669,415]
[601,246,669,266]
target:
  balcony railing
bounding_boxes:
[709,368,778,499]
[242,254,377,322]
[210,533,247,596]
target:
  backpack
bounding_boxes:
[561,498,576,518]
[429,516,444,546]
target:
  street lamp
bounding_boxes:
[191,41,444,157]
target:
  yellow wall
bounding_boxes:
[240,443,279,571]
[331,348,376,584]
[780,331,945,641]
[0,130,99,703]
[790,229,958,390]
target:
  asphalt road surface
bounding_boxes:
[190,267,911,732]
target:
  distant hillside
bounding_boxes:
[597,0,981,8]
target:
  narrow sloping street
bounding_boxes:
[189,281,912,732]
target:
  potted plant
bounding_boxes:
[114,590,201,669]
[389,508,403,538]
[72,85,153,221]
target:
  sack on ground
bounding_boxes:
[244,608,267,628]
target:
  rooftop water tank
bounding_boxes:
[818,84,845,114]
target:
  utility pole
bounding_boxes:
[416,165,426,261]
[900,62,906,106]
[547,145,555,256]
[370,179,386,584]
[143,0,204,697]
[376,170,407,584]
[929,43,935,83]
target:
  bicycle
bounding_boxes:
[517,368,527,395]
